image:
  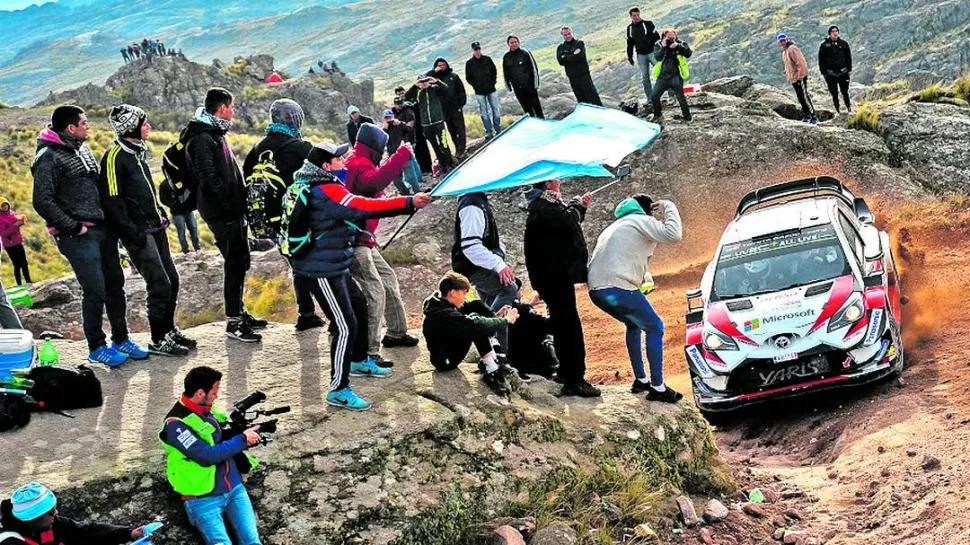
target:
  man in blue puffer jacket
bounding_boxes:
[290,142,431,410]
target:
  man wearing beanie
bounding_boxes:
[100,104,194,356]
[346,105,374,147]
[290,142,431,410]
[32,105,141,367]
[182,87,266,342]
[242,99,323,332]
[818,25,853,113]
[345,123,420,367]
[0,482,149,544]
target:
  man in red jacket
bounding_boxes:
[345,123,420,367]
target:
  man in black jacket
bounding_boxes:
[466,42,502,139]
[346,106,374,146]
[242,99,323,332]
[503,35,544,118]
[31,105,143,367]
[818,25,853,113]
[396,86,434,174]
[626,7,661,101]
[408,75,456,174]
[650,30,693,124]
[182,87,265,343]
[428,58,468,157]
[100,104,193,357]
[423,271,519,395]
[0,482,149,545]
[557,26,602,106]
[524,180,600,397]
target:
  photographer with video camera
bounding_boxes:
[158,366,264,545]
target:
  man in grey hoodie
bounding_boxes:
[587,194,683,403]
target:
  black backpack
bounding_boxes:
[161,139,198,206]
[27,365,103,412]
[245,150,288,240]
[0,393,30,432]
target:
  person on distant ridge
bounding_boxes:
[120,47,130,64]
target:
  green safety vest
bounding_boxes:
[159,407,258,496]
[652,52,690,80]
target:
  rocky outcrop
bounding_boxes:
[3,322,732,545]
[38,54,377,135]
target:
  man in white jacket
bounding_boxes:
[587,194,683,402]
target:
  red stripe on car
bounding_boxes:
[809,275,855,333]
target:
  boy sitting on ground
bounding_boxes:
[422,271,519,395]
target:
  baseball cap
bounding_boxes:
[471,41,481,50]
[776,33,789,42]
[382,109,394,118]
[308,142,350,166]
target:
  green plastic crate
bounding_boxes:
[4,286,32,309]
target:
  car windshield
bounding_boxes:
[712,224,851,300]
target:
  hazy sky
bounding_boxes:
[0,0,53,10]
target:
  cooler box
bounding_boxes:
[4,285,32,309]
[683,83,702,95]
[0,329,34,378]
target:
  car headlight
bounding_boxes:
[703,329,739,351]
[828,301,865,332]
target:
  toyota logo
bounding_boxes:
[774,336,792,349]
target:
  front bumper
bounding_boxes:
[686,335,902,413]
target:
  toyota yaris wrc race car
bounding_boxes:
[684,176,903,415]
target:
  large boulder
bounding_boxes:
[703,75,755,97]
[875,102,970,193]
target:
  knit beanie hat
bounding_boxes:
[11,482,57,521]
[270,99,305,131]
[355,123,388,152]
[108,104,147,138]
[828,25,839,35]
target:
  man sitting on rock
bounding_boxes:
[422,271,520,396]
[0,482,151,545]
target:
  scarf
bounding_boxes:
[115,138,148,161]
[194,107,232,132]
[539,189,563,204]
[266,123,301,139]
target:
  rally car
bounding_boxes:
[684,176,903,415]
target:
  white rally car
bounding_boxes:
[684,177,903,415]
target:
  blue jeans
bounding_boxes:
[55,226,129,351]
[637,52,656,100]
[475,93,502,135]
[184,485,262,545]
[172,212,201,253]
[589,287,665,386]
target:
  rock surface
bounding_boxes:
[530,521,578,545]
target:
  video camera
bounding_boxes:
[225,391,290,444]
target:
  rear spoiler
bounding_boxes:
[735,176,874,223]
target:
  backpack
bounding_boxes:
[278,182,315,260]
[161,140,197,206]
[0,394,30,432]
[245,150,288,240]
[27,365,103,412]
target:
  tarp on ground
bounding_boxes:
[430,104,661,197]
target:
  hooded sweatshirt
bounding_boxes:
[31,128,104,236]
[427,57,467,111]
[587,199,682,291]
[0,199,26,248]
[344,123,414,248]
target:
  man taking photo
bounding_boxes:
[159,366,263,545]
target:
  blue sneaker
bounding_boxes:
[350,358,392,378]
[112,339,149,360]
[326,387,371,411]
[88,345,128,367]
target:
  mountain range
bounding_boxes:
[1,0,967,106]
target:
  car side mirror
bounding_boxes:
[854,197,875,224]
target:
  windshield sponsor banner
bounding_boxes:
[719,224,837,263]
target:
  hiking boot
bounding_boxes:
[369,354,394,368]
[112,339,149,360]
[350,358,392,378]
[295,314,325,332]
[482,369,511,396]
[226,320,262,343]
[645,384,683,403]
[170,329,197,350]
[631,379,652,394]
[517,370,535,383]
[88,345,128,367]
[241,310,268,330]
[560,380,602,398]
[326,387,371,411]
[149,335,190,357]
[382,333,420,348]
